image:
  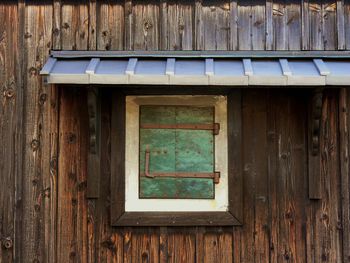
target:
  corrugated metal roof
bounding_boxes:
[40,56,350,86]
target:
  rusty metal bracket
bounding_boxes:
[142,149,220,183]
[87,87,101,198]
[140,123,220,135]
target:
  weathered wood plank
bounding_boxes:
[323,0,337,50]
[199,1,230,50]
[53,0,61,49]
[124,0,133,50]
[267,90,279,263]
[309,1,323,50]
[302,0,310,49]
[166,1,193,50]
[273,1,287,50]
[22,3,53,263]
[168,228,195,263]
[237,0,252,50]
[89,0,97,50]
[14,1,26,262]
[265,0,273,50]
[61,2,89,50]
[97,0,124,50]
[0,3,19,263]
[314,91,343,262]
[337,0,346,49]
[339,88,350,263]
[287,0,302,50]
[241,90,269,262]
[251,2,265,50]
[133,1,159,50]
[229,0,239,50]
[57,88,89,263]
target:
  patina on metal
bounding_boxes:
[139,105,219,199]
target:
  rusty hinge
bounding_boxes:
[142,149,220,184]
[140,123,220,135]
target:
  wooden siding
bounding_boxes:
[0,0,349,262]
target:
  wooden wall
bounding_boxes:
[0,0,350,262]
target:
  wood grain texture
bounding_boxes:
[2,1,350,262]
[0,3,19,263]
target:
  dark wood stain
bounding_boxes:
[0,1,350,262]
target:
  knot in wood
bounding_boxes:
[50,157,57,172]
[24,32,32,39]
[144,19,153,31]
[28,66,38,76]
[2,237,13,249]
[53,28,60,36]
[67,133,77,144]
[31,139,40,151]
[39,93,47,105]
[63,22,70,29]
[4,88,15,99]
[179,18,185,31]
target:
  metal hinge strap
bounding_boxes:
[140,123,220,135]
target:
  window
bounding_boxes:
[111,92,243,226]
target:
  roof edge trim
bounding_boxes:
[50,50,350,59]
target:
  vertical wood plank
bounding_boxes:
[314,91,343,263]
[166,1,194,50]
[302,0,310,49]
[287,0,302,50]
[89,0,97,50]
[339,88,350,263]
[61,2,89,50]
[168,228,195,263]
[199,1,230,50]
[125,0,133,50]
[337,0,346,49]
[241,90,269,262]
[133,1,160,50]
[323,0,337,50]
[267,90,279,263]
[273,1,287,50]
[97,0,124,51]
[53,0,61,49]
[309,1,323,50]
[159,0,168,50]
[57,89,89,263]
[229,0,239,50]
[238,0,252,50]
[0,3,19,263]
[22,3,53,263]
[14,1,26,261]
[159,227,168,263]
[252,2,265,50]
[265,0,273,50]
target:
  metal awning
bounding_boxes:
[40,51,350,86]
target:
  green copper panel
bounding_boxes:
[140,177,214,199]
[176,106,214,124]
[139,105,215,199]
[140,105,175,125]
[176,130,214,172]
[139,129,175,173]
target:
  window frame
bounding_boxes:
[110,90,243,226]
